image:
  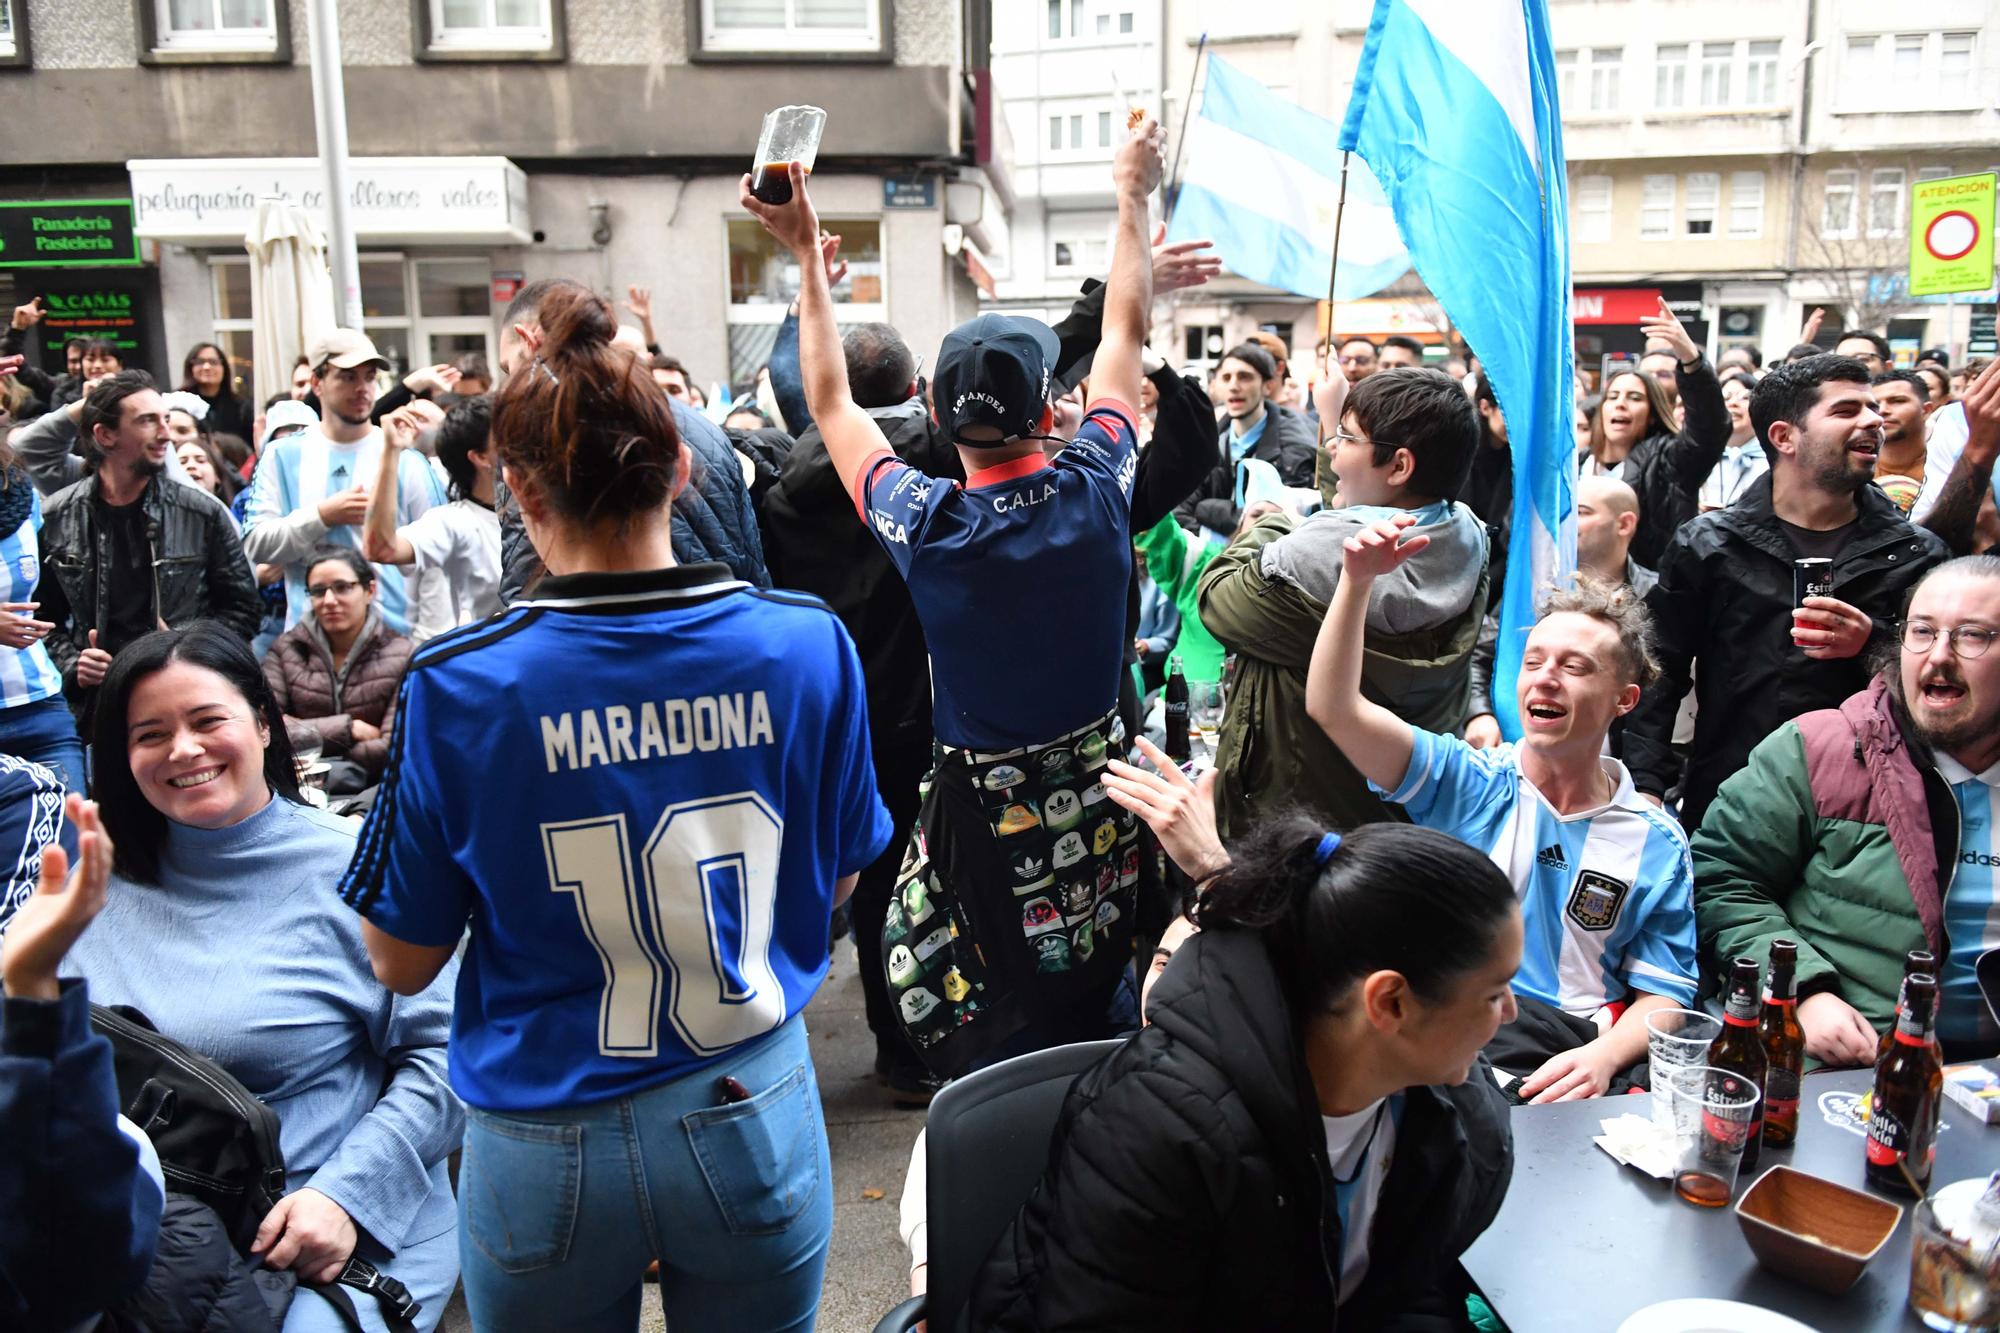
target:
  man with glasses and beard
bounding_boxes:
[241,330,445,634]
[1693,556,2000,1066]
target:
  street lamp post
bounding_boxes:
[306,0,363,329]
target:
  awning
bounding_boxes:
[126,156,532,246]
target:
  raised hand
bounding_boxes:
[818,232,849,288]
[1638,298,1698,365]
[1103,736,1228,881]
[740,164,822,260]
[1,796,113,1001]
[1800,307,1825,345]
[1341,513,1430,581]
[624,285,653,324]
[10,297,44,332]
[1113,117,1166,198]
[401,364,462,397]
[1151,223,1221,293]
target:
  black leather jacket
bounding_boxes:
[40,471,262,695]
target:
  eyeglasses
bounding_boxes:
[1327,428,1404,452]
[192,358,225,369]
[1901,621,1996,659]
[307,579,362,600]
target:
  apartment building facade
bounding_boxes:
[0,0,1005,400]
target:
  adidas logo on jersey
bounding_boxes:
[1535,843,1568,870]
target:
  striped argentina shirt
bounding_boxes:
[1376,727,1700,1017]
[0,486,65,708]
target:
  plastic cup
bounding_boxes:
[751,105,827,205]
[1666,1064,1762,1208]
[1646,1008,1724,1128]
[1910,1177,2000,1332]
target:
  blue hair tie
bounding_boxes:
[1314,831,1342,866]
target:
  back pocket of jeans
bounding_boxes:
[463,1108,583,1274]
[682,1063,822,1237]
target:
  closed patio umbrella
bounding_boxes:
[245,199,335,407]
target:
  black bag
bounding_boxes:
[89,1004,423,1332]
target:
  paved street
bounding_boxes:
[442,944,922,1331]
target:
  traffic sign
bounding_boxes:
[1909,172,1995,298]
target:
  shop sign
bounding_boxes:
[884,177,936,209]
[126,157,533,245]
[0,200,140,269]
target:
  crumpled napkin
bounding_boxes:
[1594,1112,1678,1180]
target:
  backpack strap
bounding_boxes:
[303,1256,421,1333]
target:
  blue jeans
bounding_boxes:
[456,1014,831,1332]
[0,696,86,795]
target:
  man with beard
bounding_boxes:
[241,330,445,633]
[1627,355,1948,830]
[1694,557,2000,1064]
[38,373,260,716]
[1868,369,1934,514]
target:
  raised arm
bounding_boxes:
[741,166,888,502]
[1303,515,1425,792]
[1092,120,1165,414]
[361,411,419,566]
[1920,358,1998,556]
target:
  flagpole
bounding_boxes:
[1162,32,1208,224]
[1323,150,1352,362]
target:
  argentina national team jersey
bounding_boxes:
[0,489,65,707]
[339,563,893,1112]
[1936,755,2000,1047]
[1378,727,1699,1014]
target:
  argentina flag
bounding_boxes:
[1340,0,1577,740]
[1168,55,1408,302]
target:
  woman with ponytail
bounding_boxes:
[342,279,893,1331]
[973,736,1521,1330]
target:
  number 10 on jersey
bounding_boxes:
[542,792,786,1058]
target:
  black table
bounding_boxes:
[1463,1069,1995,1331]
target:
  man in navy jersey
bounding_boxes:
[742,120,1164,1075]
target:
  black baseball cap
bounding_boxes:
[933,314,1060,447]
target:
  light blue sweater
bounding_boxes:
[65,794,461,1328]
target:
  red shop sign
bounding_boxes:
[1572,287,1663,325]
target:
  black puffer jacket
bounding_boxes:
[39,471,262,693]
[1176,400,1321,537]
[102,1194,277,1331]
[1577,356,1731,570]
[973,928,1513,1332]
[1628,472,1948,829]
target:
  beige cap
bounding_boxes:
[306,328,389,371]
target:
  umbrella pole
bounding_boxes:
[306,0,363,328]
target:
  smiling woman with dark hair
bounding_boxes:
[62,622,462,1331]
[178,341,253,442]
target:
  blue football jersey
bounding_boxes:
[1378,727,1700,1015]
[340,564,893,1111]
[1937,754,1999,1047]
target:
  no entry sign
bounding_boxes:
[1909,172,1996,298]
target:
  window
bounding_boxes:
[1574,174,1612,243]
[1845,34,1877,86]
[697,0,885,57]
[1654,43,1688,108]
[1684,172,1719,235]
[1182,323,1226,377]
[1586,48,1622,111]
[1892,33,1924,84]
[727,216,882,381]
[1743,41,1779,104]
[1048,116,1062,151]
[1940,32,1974,98]
[1639,174,1675,239]
[1917,165,1951,183]
[1822,169,1857,238]
[1728,171,1764,237]
[1556,49,1578,109]
[1069,114,1083,148]
[1867,168,1904,237]
[150,0,280,54]
[1697,42,1731,107]
[1048,0,1059,39]
[1051,235,1108,272]
[1097,110,1111,147]
[1118,10,1132,33]
[424,0,557,54]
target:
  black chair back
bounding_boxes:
[924,1038,1123,1332]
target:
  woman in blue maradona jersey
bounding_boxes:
[346,280,892,1332]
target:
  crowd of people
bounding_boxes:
[1,113,1998,1332]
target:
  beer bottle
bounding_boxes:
[1866,974,1943,1196]
[1759,940,1805,1147]
[1163,655,1190,764]
[1707,956,1769,1174]
[1877,949,1939,1062]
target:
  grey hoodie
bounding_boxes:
[1257,500,1488,633]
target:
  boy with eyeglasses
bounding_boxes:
[1197,366,1490,837]
[1694,556,2000,1066]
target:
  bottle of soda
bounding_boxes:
[1707,956,1769,1175]
[1759,940,1805,1147]
[1163,655,1190,764]
[1866,974,1943,1196]
[1878,949,1939,1062]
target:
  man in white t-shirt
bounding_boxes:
[361,394,503,642]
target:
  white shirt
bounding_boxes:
[401,498,502,642]
[1911,402,1972,523]
[1323,1096,1399,1304]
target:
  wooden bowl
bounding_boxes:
[1734,1165,1903,1293]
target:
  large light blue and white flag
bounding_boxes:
[1168,55,1408,302]
[1340,0,1576,740]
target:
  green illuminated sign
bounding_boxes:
[0,200,141,269]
